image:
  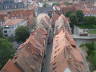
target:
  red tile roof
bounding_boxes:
[50,15,86,72]
[60,5,77,14]
[1,60,22,72]
[51,29,85,72]
[8,10,35,19]
[3,19,25,26]
[1,28,48,72]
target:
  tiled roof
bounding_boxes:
[51,12,59,25]
[50,15,86,72]
[1,60,22,72]
[0,12,7,20]
[15,28,48,72]
[3,19,25,26]
[0,13,87,72]
[1,28,48,72]
[36,13,51,30]
[60,5,77,14]
[8,10,35,19]
[0,10,35,24]
[51,29,85,72]
[54,15,70,34]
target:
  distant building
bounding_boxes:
[0,0,25,10]
[79,0,95,3]
[0,19,5,27]
[0,12,7,26]
[74,25,96,37]
[1,28,48,72]
[8,10,35,19]
[74,25,88,36]
[3,19,27,37]
[0,16,6,27]
[35,6,53,16]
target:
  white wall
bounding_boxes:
[74,25,88,35]
[3,20,27,37]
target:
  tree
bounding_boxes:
[0,27,3,38]
[52,2,59,6]
[88,51,96,68]
[80,42,96,70]
[65,11,73,17]
[65,11,79,33]
[69,13,78,25]
[84,16,96,28]
[76,10,84,22]
[68,13,78,33]
[0,38,15,69]
[15,26,30,42]
[65,10,84,24]
[43,3,49,7]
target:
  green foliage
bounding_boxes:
[80,42,96,70]
[64,2,72,5]
[84,16,96,25]
[65,10,84,25]
[69,14,78,33]
[77,16,96,29]
[76,10,84,22]
[52,2,59,6]
[65,11,73,17]
[0,38,15,69]
[65,11,81,33]
[43,3,49,7]
[15,26,30,42]
[88,51,96,66]
[85,42,95,55]
[69,13,78,25]
[88,30,96,34]
[0,27,3,38]
[65,10,96,29]
[84,16,96,28]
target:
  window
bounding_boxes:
[4,30,7,33]
[4,34,8,37]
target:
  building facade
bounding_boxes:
[0,0,25,10]
[3,19,27,37]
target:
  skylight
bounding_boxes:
[64,68,72,72]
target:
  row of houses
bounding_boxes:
[0,7,88,72]
[0,9,35,37]
[0,13,51,72]
[50,2,96,17]
[49,15,88,72]
[3,19,27,37]
[0,0,26,10]
[0,9,35,22]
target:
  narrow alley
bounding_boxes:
[41,29,54,72]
